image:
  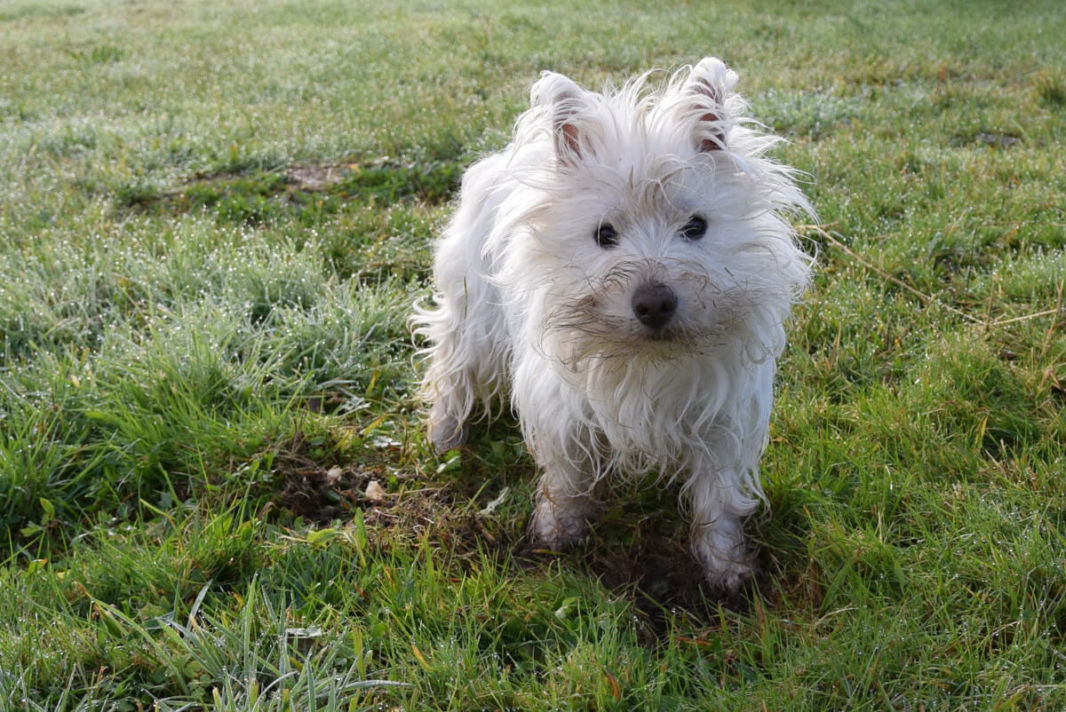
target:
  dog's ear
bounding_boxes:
[685,57,737,152]
[531,71,588,163]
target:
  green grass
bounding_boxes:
[2,0,1065,709]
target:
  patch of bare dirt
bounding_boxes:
[267,433,510,561]
[269,433,759,635]
[284,164,352,191]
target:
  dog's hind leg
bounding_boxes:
[416,275,510,453]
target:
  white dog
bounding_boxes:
[413,58,813,593]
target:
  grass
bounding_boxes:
[1,0,1064,709]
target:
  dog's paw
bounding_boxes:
[693,534,756,596]
[528,498,589,551]
[702,557,756,596]
[426,410,468,454]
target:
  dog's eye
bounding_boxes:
[680,215,707,241]
[595,223,619,249]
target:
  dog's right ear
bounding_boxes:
[531,71,587,164]
[685,57,738,152]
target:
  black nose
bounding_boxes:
[631,282,678,330]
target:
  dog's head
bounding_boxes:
[495,58,814,366]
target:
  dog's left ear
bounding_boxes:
[685,57,738,152]
[531,71,589,164]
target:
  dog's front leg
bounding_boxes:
[683,467,758,594]
[527,433,597,551]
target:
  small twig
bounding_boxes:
[992,308,1061,328]
[802,224,1064,331]
[800,224,981,324]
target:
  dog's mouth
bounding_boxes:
[546,317,699,365]
[543,278,749,364]
[639,324,679,342]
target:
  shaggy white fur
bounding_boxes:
[413,57,813,593]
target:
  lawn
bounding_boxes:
[1,0,1064,709]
